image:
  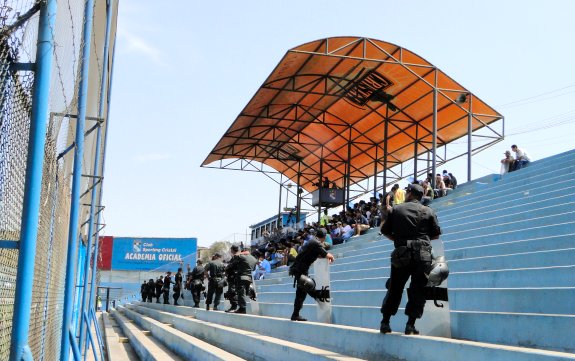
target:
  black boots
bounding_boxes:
[233,308,247,314]
[291,314,307,321]
[225,305,238,313]
[404,324,420,335]
[380,322,391,334]
[206,305,210,311]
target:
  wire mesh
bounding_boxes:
[0,0,114,359]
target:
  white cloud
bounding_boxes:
[117,26,166,66]
[134,153,171,163]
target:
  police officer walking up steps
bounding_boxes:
[190,260,205,308]
[224,259,239,313]
[227,245,257,314]
[173,268,183,306]
[379,183,442,335]
[289,229,334,321]
[205,253,226,311]
[162,271,173,304]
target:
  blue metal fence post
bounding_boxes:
[82,2,115,359]
[60,0,96,359]
[8,1,57,360]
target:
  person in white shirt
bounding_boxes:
[511,144,531,170]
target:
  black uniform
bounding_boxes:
[190,264,205,307]
[155,278,163,303]
[205,259,226,310]
[224,263,238,312]
[173,271,183,305]
[146,279,155,303]
[162,274,173,304]
[289,239,327,319]
[227,253,257,312]
[380,199,441,325]
[140,282,147,302]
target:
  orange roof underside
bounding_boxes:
[203,37,502,192]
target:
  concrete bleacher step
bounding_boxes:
[430,149,575,210]
[257,287,575,315]
[441,202,575,234]
[434,173,575,217]
[111,308,185,361]
[438,187,575,224]
[446,233,575,260]
[442,221,575,248]
[117,305,245,361]
[125,302,366,361]
[101,312,139,361]
[139,301,575,361]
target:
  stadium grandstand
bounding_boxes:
[2,3,574,360]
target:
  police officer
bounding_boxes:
[205,253,226,311]
[146,278,155,303]
[224,259,239,313]
[140,281,147,302]
[162,271,173,304]
[379,183,441,335]
[155,276,163,303]
[189,260,205,308]
[289,229,334,321]
[226,245,257,314]
[173,268,184,306]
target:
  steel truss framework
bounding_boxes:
[203,37,503,219]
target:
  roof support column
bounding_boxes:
[373,146,378,200]
[296,161,301,228]
[277,174,283,227]
[431,70,438,189]
[318,152,323,224]
[413,123,419,181]
[467,94,473,182]
[345,127,352,209]
[383,106,389,190]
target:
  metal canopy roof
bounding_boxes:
[202,37,503,193]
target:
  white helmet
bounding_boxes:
[426,256,449,287]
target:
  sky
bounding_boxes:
[102,0,575,248]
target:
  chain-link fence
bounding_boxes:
[0,0,117,359]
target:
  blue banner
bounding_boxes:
[111,237,197,271]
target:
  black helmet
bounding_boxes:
[426,256,449,287]
[297,275,316,293]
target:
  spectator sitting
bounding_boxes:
[353,210,370,237]
[449,173,457,189]
[284,242,298,266]
[442,170,452,189]
[434,174,447,197]
[253,253,271,280]
[320,227,333,249]
[501,150,515,174]
[511,144,531,170]
[421,180,434,206]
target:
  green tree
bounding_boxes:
[202,240,231,263]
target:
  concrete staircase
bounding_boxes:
[109,302,573,361]
[106,149,575,360]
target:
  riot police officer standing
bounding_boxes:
[379,183,441,335]
[189,260,205,308]
[205,253,226,311]
[289,230,334,321]
[226,245,257,314]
